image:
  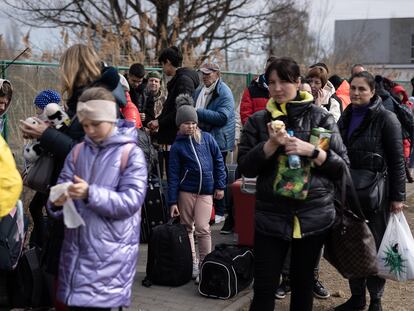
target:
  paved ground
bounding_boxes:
[130,222,252,311]
[130,183,414,311]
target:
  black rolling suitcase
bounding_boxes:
[140,171,168,243]
[142,217,192,287]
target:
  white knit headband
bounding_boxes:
[77,99,117,123]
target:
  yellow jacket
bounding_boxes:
[0,135,22,218]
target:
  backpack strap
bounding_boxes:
[72,142,85,167]
[120,143,134,172]
[72,141,133,172]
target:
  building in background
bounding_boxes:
[334,18,414,87]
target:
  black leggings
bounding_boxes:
[250,230,326,311]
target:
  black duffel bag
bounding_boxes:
[198,244,253,299]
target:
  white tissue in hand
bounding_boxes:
[50,182,86,228]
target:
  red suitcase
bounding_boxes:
[232,177,256,247]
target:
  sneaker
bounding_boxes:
[275,275,291,299]
[192,263,199,279]
[214,215,226,224]
[195,275,200,284]
[334,295,366,311]
[368,299,382,311]
[313,279,330,299]
[220,216,234,234]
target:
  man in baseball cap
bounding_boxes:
[198,63,220,75]
[194,61,235,227]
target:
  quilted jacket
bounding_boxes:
[48,121,147,308]
[168,131,226,206]
[238,91,349,240]
[194,78,236,152]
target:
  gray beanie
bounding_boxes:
[175,94,198,126]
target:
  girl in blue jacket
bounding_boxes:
[168,94,226,283]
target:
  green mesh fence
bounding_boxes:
[0,60,253,168]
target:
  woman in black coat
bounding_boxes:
[20,44,125,278]
[238,57,349,311]
[335,71,405,311]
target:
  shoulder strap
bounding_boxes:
[120,143,134,172]
[72,142,85,167]
[72,141,132,172]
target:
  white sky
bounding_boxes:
[1,0,414,69]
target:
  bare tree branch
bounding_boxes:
[4,0,312,65]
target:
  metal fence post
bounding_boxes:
[0,61,8,140]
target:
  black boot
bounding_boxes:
[334,295,366,311]
[368,298,382,311]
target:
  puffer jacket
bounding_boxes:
[168,131,226,206]
[120,91,142,128]
[195,79,236,152]
[335,79,351,109]
[377,86,412,158]
[240,74,269,124]
[337,95,406,203]
[48,121,147,308]
[238,91,349,240]
[156,67,200,145]
[0,135,22,217]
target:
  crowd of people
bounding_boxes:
[1,43,414,311]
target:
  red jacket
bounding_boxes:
[335,80,351,110]
[240,75,269,125]
[120,91,142,128]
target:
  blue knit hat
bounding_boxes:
[34,90,61,110]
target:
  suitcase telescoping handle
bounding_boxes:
[168,216,181,225]
[240,176,257,195]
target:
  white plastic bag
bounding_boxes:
[376,212,414,281]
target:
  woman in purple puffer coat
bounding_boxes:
[49,87,147,310]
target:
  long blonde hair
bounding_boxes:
[193,127,201,144]
[60,44,102,99]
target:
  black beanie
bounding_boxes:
[328,75,343,90]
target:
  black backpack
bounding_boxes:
[0,203,25,271]
[137,128,158,174]
[391,96,414,142]
[143,218,192,287]
[10,247,52,308]
[198,244,254,299]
